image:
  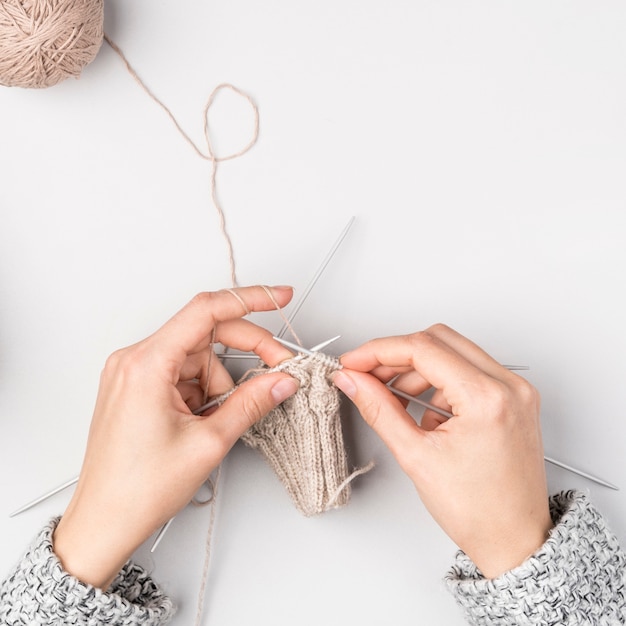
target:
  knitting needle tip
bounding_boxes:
[277,216,355,339]
[273,336,318,356]
[151,518,174,552]
[9,476,79,518]
[309,335,341,352]
[544,456,619,491]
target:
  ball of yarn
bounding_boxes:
[0,0,104,89]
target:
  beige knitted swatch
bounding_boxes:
[236,353,357,516]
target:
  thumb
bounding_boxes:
[206,372,300,449]
[332,369,426,469]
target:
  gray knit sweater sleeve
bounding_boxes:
[0,517,175,626]
[446,490,626,625]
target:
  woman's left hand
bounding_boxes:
[53,286,298,589]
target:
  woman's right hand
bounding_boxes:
[333,324,553,578]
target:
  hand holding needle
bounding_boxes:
[331,325,617,578]
[272,336,618,492]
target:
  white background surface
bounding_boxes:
[1,1,625,624]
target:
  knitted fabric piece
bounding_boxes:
[0,517,175,626]
[446,490,626,625]
[237,352,351,516]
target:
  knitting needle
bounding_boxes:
[9,477,79,518]
[151,518,175,552]
[215,335,342,361]
[277,216,355,340]
[272,337,619,491]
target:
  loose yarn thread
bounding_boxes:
[192,466,220,626]
[104,34,259,287]
[0,0,104,88]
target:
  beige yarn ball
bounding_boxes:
[0,0,104,88]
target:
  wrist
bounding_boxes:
[463,513,553,579]
[53,505,143,590]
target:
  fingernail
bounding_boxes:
[271,285,294,291]
[271,377,300,404]
[332,371,357,399]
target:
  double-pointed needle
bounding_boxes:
[272,336,619,492]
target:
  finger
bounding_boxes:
[332,368,427,468]
[177,381,205,412]
[178,317,297,409]
[200,372,300,452]
[150,286,294,362]
[178,349,214,382]
[177,349,235,396]
[420,393,450,430]
[419,388,452,431]
[339,331,497,412]
[214,318,294,366]
[386,369,434,400]
[423,324,515,383]
[177,367,236,414]
[202,355,236,398]
[366,364,415,383]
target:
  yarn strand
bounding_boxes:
[103,34,261,288]
[194,466,221,626]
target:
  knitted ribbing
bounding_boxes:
[0,517,175,626]
[446,490,626,625]
[238,352,353,516]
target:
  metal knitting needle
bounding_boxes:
[273,337,618,491]
[277,216,355,339]
[215,335,341,361]
[151,518,175,552]
[9,476,79,518]
[384,385,455,420]
[274,337,527,375]
[542,456,618,490]
[274,336,340,359]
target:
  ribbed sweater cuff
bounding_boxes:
[0,517,175,625]
[446,490,626,625]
